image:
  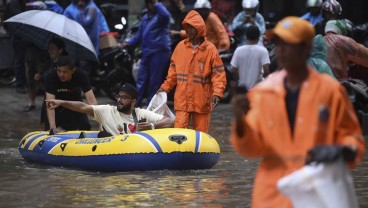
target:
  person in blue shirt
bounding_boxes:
[301,0,324,26]
[63,0,104,54]
[231,0,265,46]
[122,0,171,107]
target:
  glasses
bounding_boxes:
[115,95,132,101]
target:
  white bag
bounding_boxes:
[277,158,359,208]
[147,92,175,121]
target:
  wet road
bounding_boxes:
[0,86,367,207]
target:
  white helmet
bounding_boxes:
[306,0,323,8]
[194,0,211,9]
[242,0,259,9]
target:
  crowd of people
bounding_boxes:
[2,0,368,207]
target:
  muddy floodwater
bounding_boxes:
[0,86,367,207]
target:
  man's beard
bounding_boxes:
[117,102,132,113]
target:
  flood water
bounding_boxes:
[0,86,367,207]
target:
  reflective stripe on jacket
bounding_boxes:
[231,67,365,207]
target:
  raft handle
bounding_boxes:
[49,128,57,135]
[78,131,86,139]
[60,143,67,151]
[38,140,45,148]
[169,135,187,144]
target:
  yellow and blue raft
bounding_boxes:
[18,128,220,172]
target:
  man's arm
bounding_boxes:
[45,99,95,117]
[45,92,57,130]
[263,63,270,77]
[84,89,97,105]
[137,116,174,131]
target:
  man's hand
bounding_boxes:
[137,121,153,131]
[45,99,61,110]
[212,96,220,109]
[156,88,165,94]
[306,145,358,164]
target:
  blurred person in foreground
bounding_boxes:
[158,10,227,133]
[46,83,173,136]
[230,16,365,207]
[323,19,368,80]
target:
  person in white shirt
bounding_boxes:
[230,25,270,89]
[45,83,174,135]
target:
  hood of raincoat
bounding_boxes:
[71,0,93,5]
[310,34,327,61]
[182,10,206,41]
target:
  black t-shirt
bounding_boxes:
[44,69,92,131]
[45,69,91,101]
[284,80,300,135]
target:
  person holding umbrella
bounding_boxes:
[40,37,68,129]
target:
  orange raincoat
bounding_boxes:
[231,67,365,207]
[161,10,226,112]
[179,11,230,51]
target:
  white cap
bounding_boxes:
[242,0,259,9]
[194,0,211,9]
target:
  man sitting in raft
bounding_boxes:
[46,83,174,135]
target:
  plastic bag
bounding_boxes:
[277,157,359,208]
[147,92,175,121]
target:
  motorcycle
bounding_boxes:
[0,67,15,86]
[219,37,236,103]
[340,78,368,134]
[89,44,135,101]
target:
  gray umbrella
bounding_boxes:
[4,10,98,62]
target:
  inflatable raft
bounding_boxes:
[18,128,220,172]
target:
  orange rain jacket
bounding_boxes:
[179,11,230,51]
[161,10,227,113]
[231,67,365,208]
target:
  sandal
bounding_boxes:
[23,105,35,112]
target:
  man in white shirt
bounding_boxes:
[230,25,270,89]
[46,83,174,135]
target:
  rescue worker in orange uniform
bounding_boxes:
[230,16,365,207]
[172,0,230,52]
[158,10,227,133]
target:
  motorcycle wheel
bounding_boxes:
[0,68,16,86]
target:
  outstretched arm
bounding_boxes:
[45,99,94,117]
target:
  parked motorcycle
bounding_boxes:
[90,45,135,101]
[340,78,368,134]
[219,40,236,103]
[0,67,15,86]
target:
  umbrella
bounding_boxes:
[4,10,98,62]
